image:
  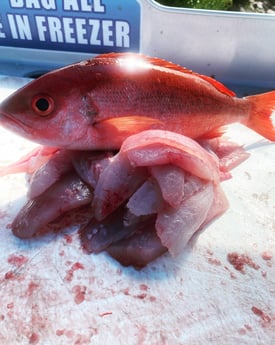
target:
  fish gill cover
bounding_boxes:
[0,0,141,53]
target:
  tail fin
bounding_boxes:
[246,91,275,141]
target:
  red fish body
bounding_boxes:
[0,53,274,149]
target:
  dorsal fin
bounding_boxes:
[95,52,235,97]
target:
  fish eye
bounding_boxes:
[31,94,54,116]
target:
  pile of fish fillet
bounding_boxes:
[5,130,247,268]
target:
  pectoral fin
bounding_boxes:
[96,116,164,134]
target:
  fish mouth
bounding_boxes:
[0,108,31,135]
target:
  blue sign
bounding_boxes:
[0,0,141,53]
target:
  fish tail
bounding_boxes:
[246,91,275,141]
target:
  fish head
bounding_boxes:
[0,65,100,149]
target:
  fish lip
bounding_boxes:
[0,109,31,133]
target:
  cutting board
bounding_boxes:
[0,78,274,345]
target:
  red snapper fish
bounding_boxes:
[0,52,274,149]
